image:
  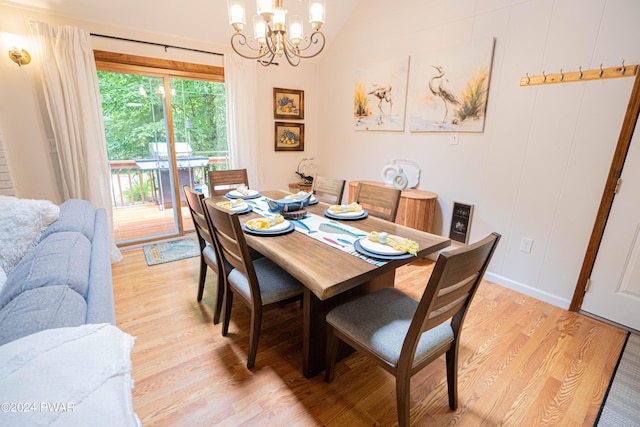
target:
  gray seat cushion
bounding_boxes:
[228,257,303,305]
[0,232,91,310]
[326,287,454,367]
[0,285,87,346]
[202,244,217,269]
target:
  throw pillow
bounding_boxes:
[0,195,60,274]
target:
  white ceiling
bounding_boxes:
[5,0,359,51]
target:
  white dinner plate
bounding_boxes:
[245,219,290,232]
[326,209,364,218]
[360,236,406,255]
[227,189,260,198]
[230,202,248,211]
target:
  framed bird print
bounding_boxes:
[353,56,410,131]
[408,38,495,133]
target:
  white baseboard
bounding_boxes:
[426,243,571,310]
[483,272,571,310]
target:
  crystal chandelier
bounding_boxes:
[227,0,326,66]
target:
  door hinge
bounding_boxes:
[614,178,623,194]
[584,278,592,293]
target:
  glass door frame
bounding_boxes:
[95,50,225,246]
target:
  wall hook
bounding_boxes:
[599,63,604,77]
[542,70,546,83]
[578,66,583,79]
[525,73,530,84]
[621,60,626,75]
[560,68,564,81]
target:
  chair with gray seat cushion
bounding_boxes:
[183,185,225,324]
[311,175,346,205]
[325,232,501,427]
[203,198,304,369]
[354,182,402,222]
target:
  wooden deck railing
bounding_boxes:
[109,156,229,208]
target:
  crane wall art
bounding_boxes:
[353,56,410,131]
[408,38,495,133]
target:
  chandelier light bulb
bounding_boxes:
[253,16,267,45]
[309,0,325,28]
[257,0,275,19]
[228,0,246,31]
[289,15,303,46]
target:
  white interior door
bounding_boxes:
[582,117,640,330]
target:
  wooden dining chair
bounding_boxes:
[208,168,250,196]
[203,199,304,369]
[325,232,501,427]
[311,174,346,205]
[354,182,402,222]
[182,185,225,324]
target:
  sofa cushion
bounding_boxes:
[0,267,6,293]
[0,195,60,274]
[0,232,91,310]
[85,209,116,325]
[38,199,96,242]
[0,285,87,346]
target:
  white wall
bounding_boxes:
[254,62,320,191]
[316,0,640,307]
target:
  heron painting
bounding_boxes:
[354,57,409,131]
[409,38,495,132]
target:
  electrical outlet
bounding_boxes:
[520,237,533,253]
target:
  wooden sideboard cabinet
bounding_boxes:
[348,180,438,233]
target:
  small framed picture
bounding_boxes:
[274,88,304,120]
[275,122,305,151]
[449,201,474,244]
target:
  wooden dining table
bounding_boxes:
[215,189,451,377]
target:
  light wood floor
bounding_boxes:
[112,248,627,426]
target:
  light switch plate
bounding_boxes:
[520,237,533,253]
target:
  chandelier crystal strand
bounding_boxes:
[228,0,325,66]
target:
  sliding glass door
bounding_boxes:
[96,53,228,245]
[169,77,228,233]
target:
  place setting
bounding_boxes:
[242,214,295,236]
[225,184,262,200]
[324,202,368,220]
[353,231,419,260]
[214,198,252,214]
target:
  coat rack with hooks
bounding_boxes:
[520,62,638,86]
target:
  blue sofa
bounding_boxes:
[0,199,115,346]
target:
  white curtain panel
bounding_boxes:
[223,53,263,190]
[29,21,122,263]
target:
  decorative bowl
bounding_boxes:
[266,192,313,213]
[282,209,307,220]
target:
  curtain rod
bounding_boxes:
[90,33,224,57]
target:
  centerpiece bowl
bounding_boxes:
[267,191,313,213]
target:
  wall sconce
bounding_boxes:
[8,47,31,67]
